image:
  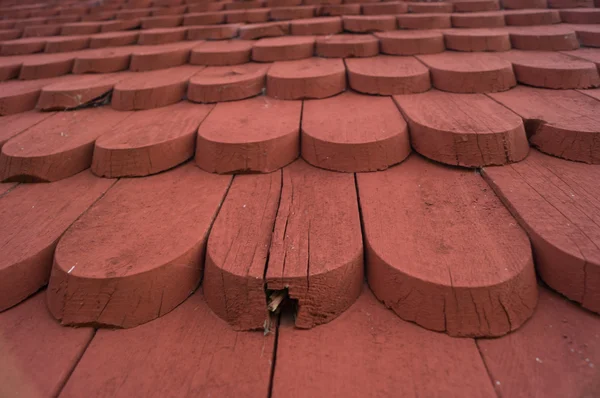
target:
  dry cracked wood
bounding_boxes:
[394,90,529,167]
[489,86,600,164]
[196,96,301,173]
[0,171,114,311]
[46,163,231,328]
[266,159,363,328]
[301,91,411,172]
[92,101,214,177]
[0,106,131,182]
[346,55,431,95]
[417,52,516,93]
[483,150,600,313]
[37,72,129,110]
[204,172,281,330]
[499,50,600,89]
[357,154,538,337]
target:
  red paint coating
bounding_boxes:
[270,5,316,20]
[444,28,511,52]
[89,31,139,49]
[1,37,46,56]
[376,30,445,55]
[47,163,231,328]
[397,13,452,30]
[500,50,600,89]
[266,57,346,99]
[548,0,595,7]
[226,0,265,10]
[0,77,58,115]
[188,2,228,12]
[266,159,363,328]
[418,52,516,93]
[478,287,600,397]
[273,287,497,397]
[564,47,600,68]
[317,4,360,16]
[100,18,141,32]
[204,172,281,330]
[93,102,213,177]
[72,46,133,74]
[579,87,600,100]
[0,293,94,398]
[346,55,431,95]
[225,8,270,23]
[315,34,379,58]
[196,96,300,173]
[0,172,114,311]
[0,111,52,149]
[112,65,202,110]
[289,16,342,35]
[152,5,187,17]
[407,1,454,13]
[140,15,183,30]
[0,182,16,196]
[61,22,101,35]
[129,41,199,72]
[453,0,500,12]
[252,36,315,62]
[239,21,290,40]
[0,107,130,182]
[0,56,22,81]
[44,35,90,53]
[504,9,561,26]
[0,29,23,41]
[302,92,411,172]
[190,40,252,66]
[59,290,274,397]
[560,8,600,24]
[268,0,302,6]
[357,154,538,337]
[183,12,225,26]
[115,9,151,20]
[18,52,74,80]
[502,0,548,8]
[342,15,397,32]
[483,150,600,313]
[137,27,187,45]
[394,90,528,167]
[362,2,408,15]
[187,24,241,40]
[568,25,600,48]
[451,11,506,28]
[489,86,600,164]
[23,24,61,38]
[188,63,269,103]
[37,73,128,110]
[509,26,579,51]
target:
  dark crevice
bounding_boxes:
[266,288,298,321]
[262,169,285,312]
[45,90,113,113]
[0,182,19,199]
[353,173,368,283]
[54,329,97,398]
[475,340,501,398]
[199,174,235,286]
[266,310,284,398]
